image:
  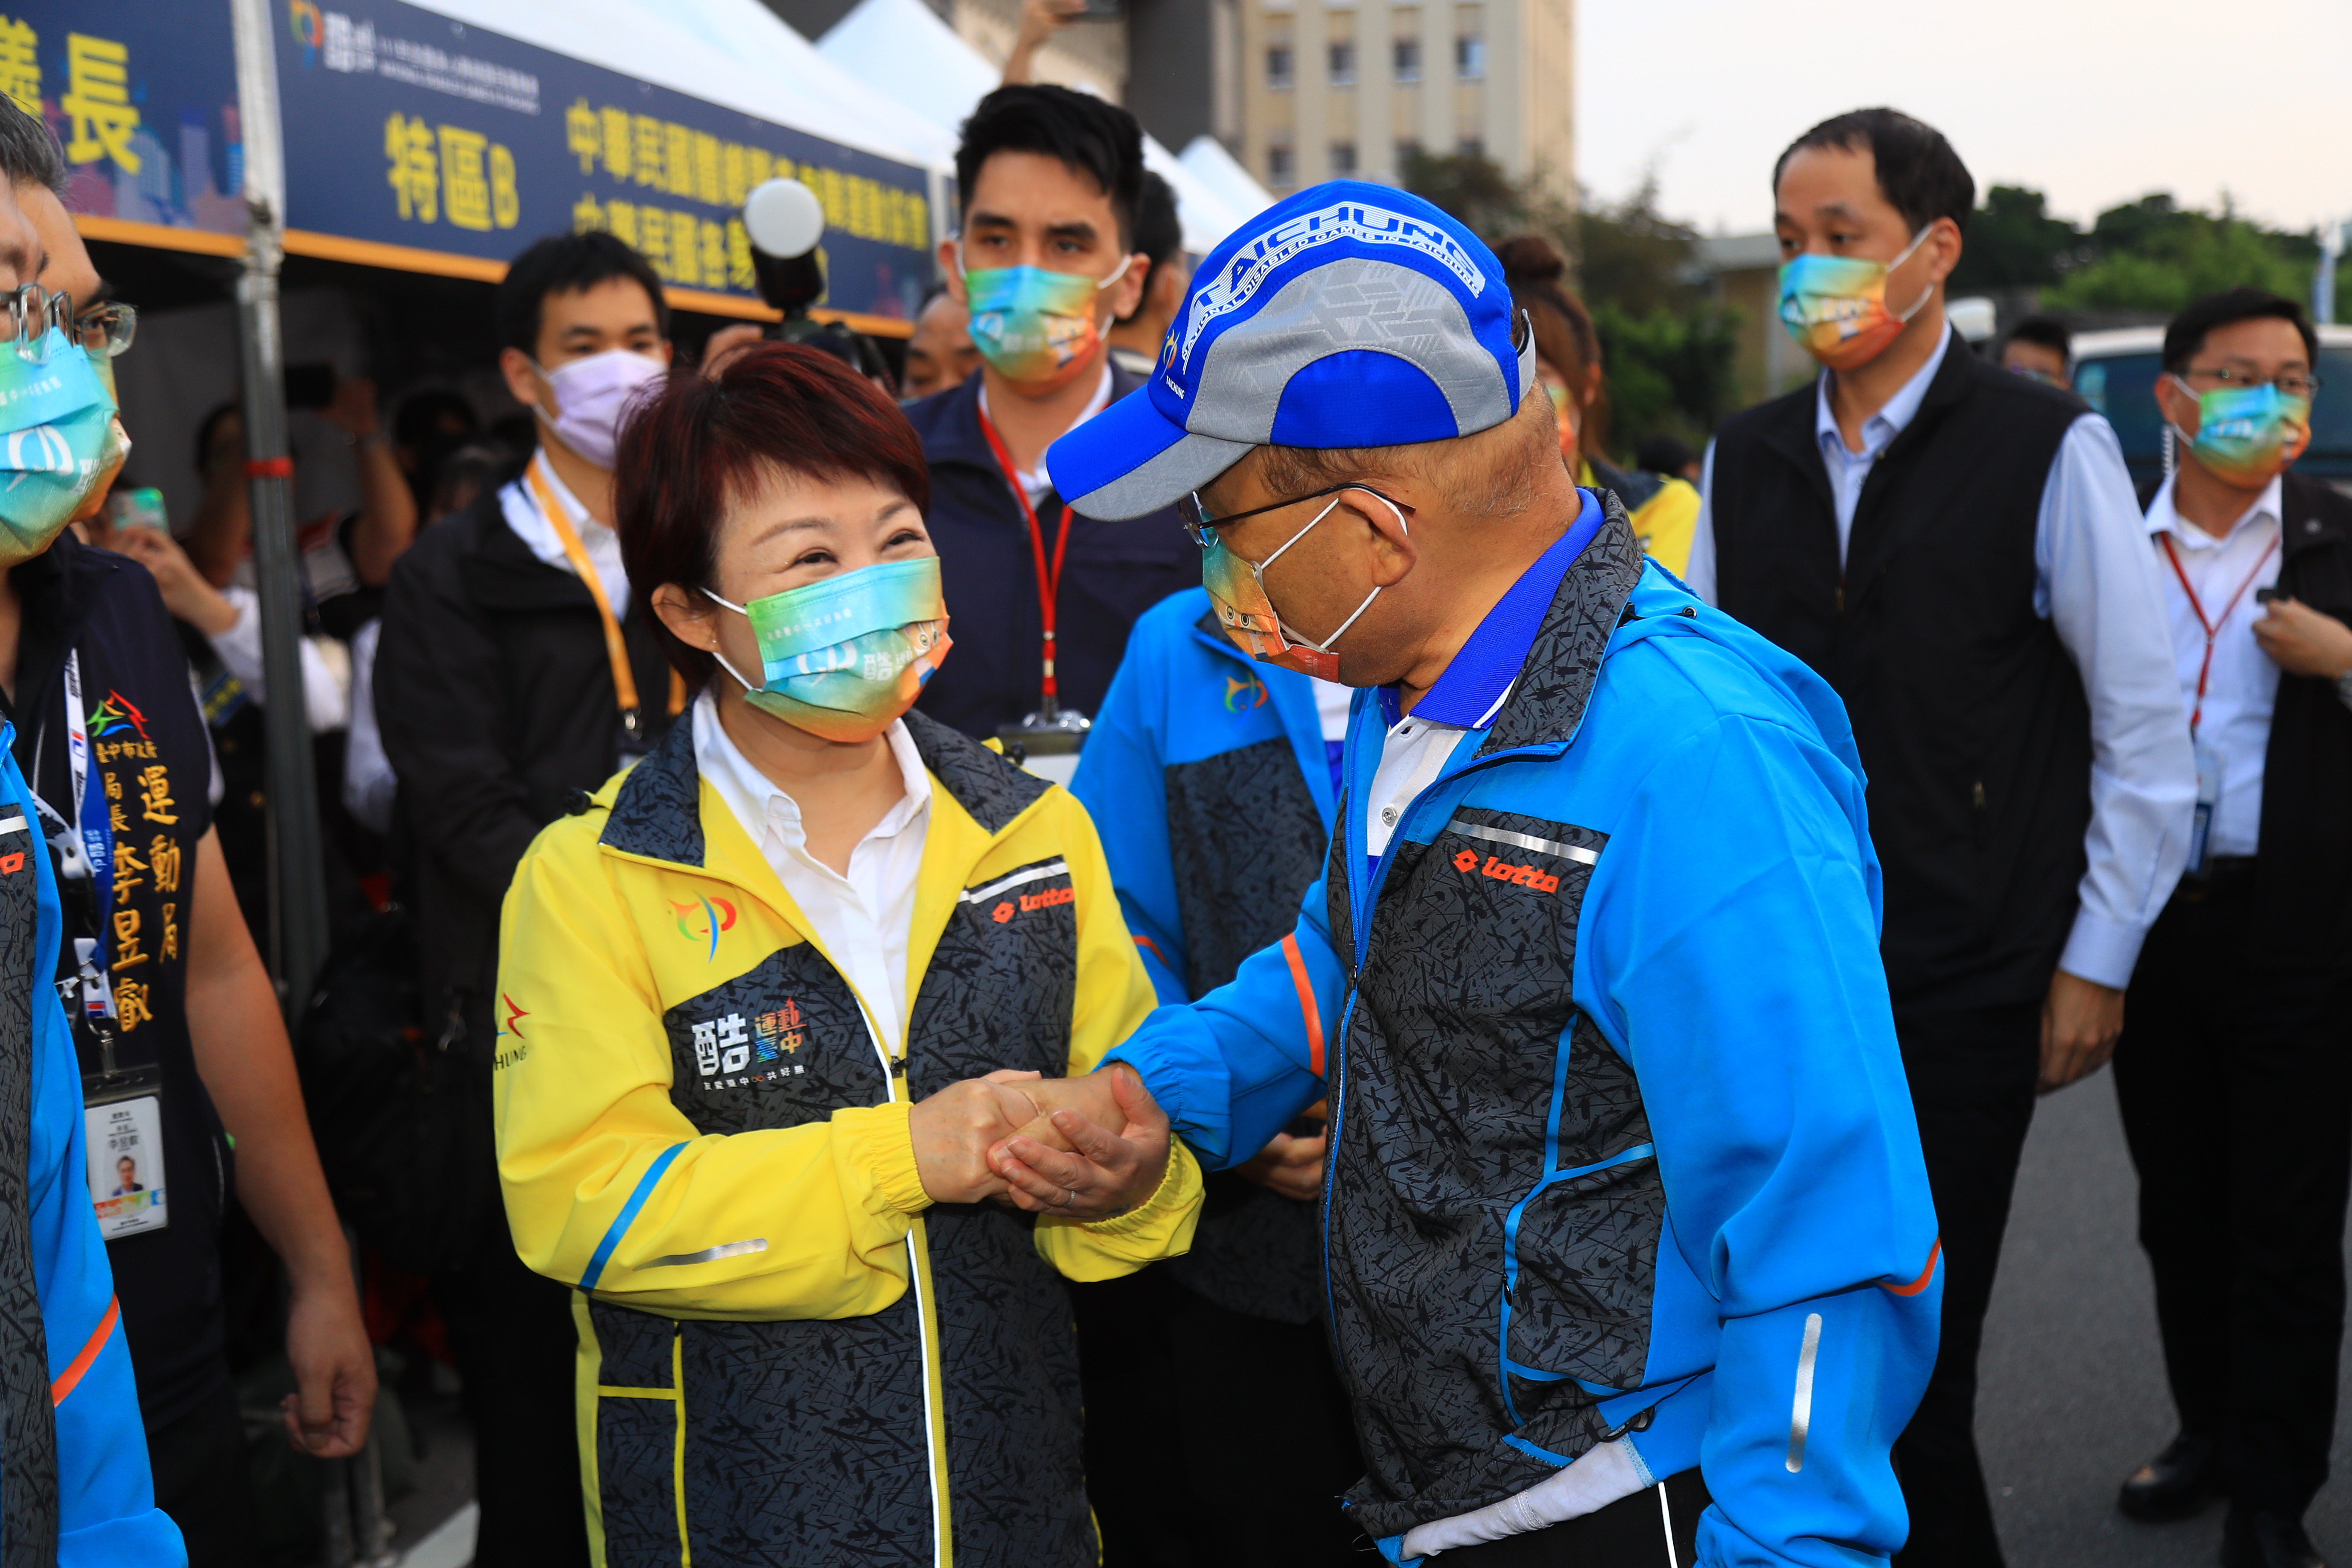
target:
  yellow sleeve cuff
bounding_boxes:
[1086,1136,1202,1240]
[1032,1138,1204,1282]
[831,1101,932,1216]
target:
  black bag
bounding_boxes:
[294,909,492,1276]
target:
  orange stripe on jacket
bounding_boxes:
[1882,1239,1941,1297]
[1280,933,1326,1077]
[51,1295,119,1406]
[1133,933,1168,967]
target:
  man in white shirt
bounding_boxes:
[2110,288,2352,1568]
[1689,109,2196,1566]
[374,230,677,1568]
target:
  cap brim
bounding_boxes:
[1045,384,1256,522]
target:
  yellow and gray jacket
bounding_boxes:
[493,709,1200,1568]
[1582,456,1700,578]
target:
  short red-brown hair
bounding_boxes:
[614,341,932,689]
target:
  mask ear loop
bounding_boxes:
[701,588,763,694]
[1888,224,1941,326]
[1266,491,1410,654]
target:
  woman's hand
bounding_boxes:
[2253,596,2352,680]
[988,1064,1171,1221]
[909,1069,1063,1204]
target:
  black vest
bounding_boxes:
[1711,343,2089,1009]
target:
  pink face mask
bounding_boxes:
[533,348,666,469]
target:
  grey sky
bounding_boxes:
[1576,0,2352,237]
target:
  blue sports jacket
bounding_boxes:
[1103,497,1941,1565]
[1071,588,1335,1324]
[0,722,183,1565]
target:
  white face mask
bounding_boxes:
[532,347,666,469]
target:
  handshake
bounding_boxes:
[906,1064,1172,1220]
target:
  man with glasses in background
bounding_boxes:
[2112,288,2352,1568]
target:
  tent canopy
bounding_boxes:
[818,0,1268,255]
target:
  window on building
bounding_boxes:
[1331,142,1359,175]
[1393,37,1422,82]
[1266,43,1294,89]
[1328,40,1357,85]
[1456,34,1485,78]
[1268,145,1295,187]
[1457,136,1485,159]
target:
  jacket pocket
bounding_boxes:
[593,1314,687,1568]
[1500,1144,1664,1415]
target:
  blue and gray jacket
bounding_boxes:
[1104,496,1942,1565]
[0,723,182,1566]
[1071,588,1335,1324]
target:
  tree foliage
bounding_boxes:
[1948,186,2340,315]
[1401,153,1738,457]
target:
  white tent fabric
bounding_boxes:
[405,0,956,175]
[818,0,1260,254]
[1178,135,1275,230]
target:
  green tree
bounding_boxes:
[1401,151,1738,457]
[1948,185,2084,291]
[2047,198,2312,312]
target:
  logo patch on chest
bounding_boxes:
[693,1009,808,1090]
[1452,848,1562,894]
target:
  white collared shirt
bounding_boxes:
[692,691,934,1056]
[499,456,631,619]
[2147,472,2285,858]
[980,364,1114,502]
[1685,327,2197,988]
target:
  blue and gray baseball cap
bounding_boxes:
[1045,180,1535,521]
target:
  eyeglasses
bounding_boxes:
[70,300,135,359]
[2180,366,2323,399]
[1177,481,1416,548]
[0,283,72,362]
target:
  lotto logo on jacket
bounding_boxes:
[1452,848,1561,893]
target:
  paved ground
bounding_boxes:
[1979,1070,2349,1566]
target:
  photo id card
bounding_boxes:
[86,1088,165,1240]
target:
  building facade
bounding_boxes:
[1231,0,1572,208]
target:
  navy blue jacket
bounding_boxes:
[903,366,1199,739]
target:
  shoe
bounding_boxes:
[2221,1506,2327,1568]
[2117,1432,2220,1522]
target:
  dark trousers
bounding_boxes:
[1073,1270,1366,1567]
[148,1378,260,1568]
[1891,999,2043,1568]
[2113,878,2352,1516]
[436,1214,589,1568]
[1436,1467,1709,1567]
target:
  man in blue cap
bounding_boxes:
[978,181,1944,1565]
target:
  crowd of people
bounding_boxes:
[0,48,2345,1568]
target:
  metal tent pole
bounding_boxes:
[229,0,330,1014]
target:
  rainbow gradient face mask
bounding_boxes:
[704,556,952,744]
[1777,227,1935,373]
[2169,377,2310,487]
[1193,489,1409,683]
[0,333,127,564]
[962,256,1132,389]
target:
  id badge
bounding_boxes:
[2188,738,2223,878]
[83,1063,166,1239]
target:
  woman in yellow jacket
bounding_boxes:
[1494,235,1704,577]
[491,343,1199,1568]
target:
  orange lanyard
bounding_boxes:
[2159,529,2277,735]
[975,410,1074,704]
[527,459,649,736]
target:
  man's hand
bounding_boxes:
[1003,0,1084,85]
[2253,596,2352,680]
[1237,1099,1327,1202]
[910,1070,1069,1204]
[324,375,380,441]
[2039,969,2125,1094]
[279,1279,375,1458]
[989,1064,1172,1221]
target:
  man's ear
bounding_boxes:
[939,237,968,309]
[650,582,720,654]
[1349,488,1417,589]
[2153,371,2199,436]
[499,346,543,412]
[1148,258,1187,320]
[1923,216,1964,288]
[1105,251,1150,323]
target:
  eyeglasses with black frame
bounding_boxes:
[2180,365,2324,399]
[1178,481,1417,547]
